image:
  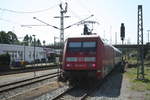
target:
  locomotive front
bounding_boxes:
[62,37,101,81]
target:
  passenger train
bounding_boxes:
[61,36,121,83]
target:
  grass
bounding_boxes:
[124,49,150,99]
[125,66,150,92]
[145,93,150,100]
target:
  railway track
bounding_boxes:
[0,72,59,93]
[0,64,59,76]
[50,86,96,100]
[51,82,102,100]
[80,81,103,100]
[51,67,120,100]
[52,87,75,100]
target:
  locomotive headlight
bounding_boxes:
[66,64,71,67]
[92,64,96,67]
[88,63,96,67]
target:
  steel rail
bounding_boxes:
[0,72,59,93]
[80,82,102,100]
[0,65,60,76]
[51,87,75,100]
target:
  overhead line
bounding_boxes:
[0,18,20,25]
[0,5,57,14]
[67,7,81,20]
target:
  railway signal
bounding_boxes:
[120,23,125,41]
[120,23,125,56]
[120,23,125,72]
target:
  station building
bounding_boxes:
[0,44,51,63]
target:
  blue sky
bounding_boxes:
[0,0,150,45]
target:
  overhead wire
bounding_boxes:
[74,0,92,15]
[0,4,58,14]
[67,7,81,20]
[0,18,21,25]
[0,3,59,28]
[74,0,100,23]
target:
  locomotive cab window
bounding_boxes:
[83,42,96,47]
[68,42,82,52]
[67,41,96,52]
[82,42,96,52]
[69,42,81,48]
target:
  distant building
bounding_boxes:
[0,44,56,63]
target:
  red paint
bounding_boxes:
[62,36,121,80]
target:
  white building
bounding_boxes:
[0,44,47,63]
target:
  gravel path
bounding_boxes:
[2,68,149,100]
[0,69,57,86]
[87,71,147,100]
[0,76,59,100]
[9,81,65,100]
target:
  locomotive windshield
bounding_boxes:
[69,42,81,48]
[67,41,96,52]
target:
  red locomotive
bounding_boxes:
[61,36,121,83]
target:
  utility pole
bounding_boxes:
[54,2,69,46]
[115,32,117,44]
[137,5,144,80]
[110,26,112,44]
[147,30,150,43]
[32,34,36,77]
[24,42,26,62]
[32,35,36,64]
[43,40,46,62]
[54,36,58,48]
[54,2,68,81]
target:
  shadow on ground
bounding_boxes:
[67,67,123,98]
[91,71,123,98]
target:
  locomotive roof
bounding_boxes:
[67,35,100,39]
[104,43,121,53]
[66,35,103,44]
[66,35,121,53]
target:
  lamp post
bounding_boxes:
[54,36,59,48]
[23,41,26,62]
[43,40,46,64]
[32,35,36,64]
[32,34,36,77]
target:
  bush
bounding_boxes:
[0,53,10,65]
[0,53,10,70]
[35,59,40,63]
[41,58,46,63]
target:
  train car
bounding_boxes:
[61,36,121,82]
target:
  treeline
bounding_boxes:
[144,43,150,60]
[23,34,41,46]
[0,31,42,46]
[0,31,19,44]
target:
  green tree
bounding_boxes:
[144,43,150,59]
[23,34,29,46]
[37,39,41,47]
[0,31,10,44]
[7,31,19,44]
